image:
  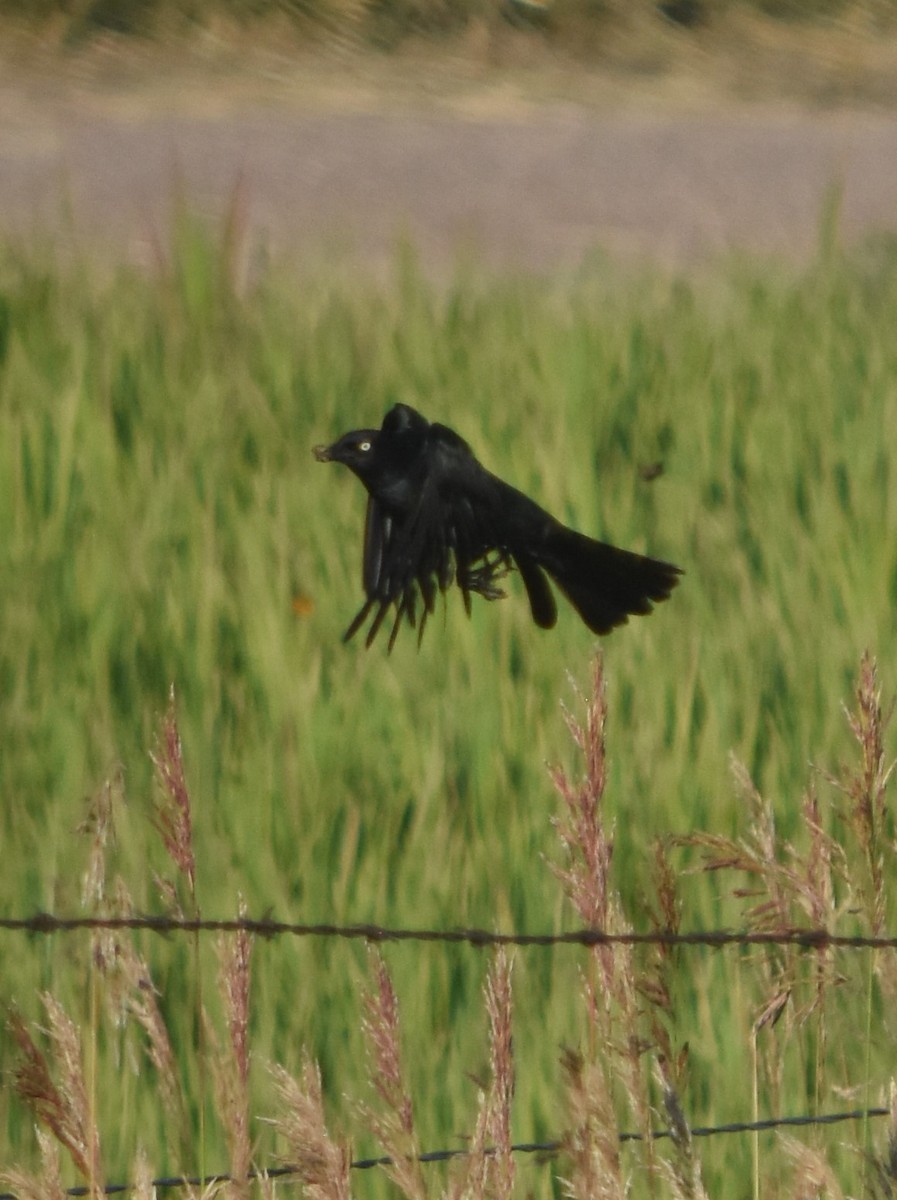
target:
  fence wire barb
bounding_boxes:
[0,1107,888,1200]
[3,912,897,949]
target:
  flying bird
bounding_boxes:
[314,403,681,651]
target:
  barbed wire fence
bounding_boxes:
[4,912,897,949]
[3,910,896,1197]
[0,1107,891,1200]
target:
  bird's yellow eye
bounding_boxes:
[358,440,372,452]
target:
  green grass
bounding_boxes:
[2,210,897,1196]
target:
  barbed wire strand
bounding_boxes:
[4,913,897,948]
[0,1107,888,1200]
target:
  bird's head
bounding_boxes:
[313,429,380,481]
[313,404,429,493]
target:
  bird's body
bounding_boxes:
[314,403,681,650]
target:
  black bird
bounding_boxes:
[314,403,681,651]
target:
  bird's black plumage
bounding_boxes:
[314,403,682,650]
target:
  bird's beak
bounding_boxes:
[313,444,333,463]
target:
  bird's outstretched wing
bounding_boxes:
[344,430,517,651]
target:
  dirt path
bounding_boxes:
[2,65,897,272]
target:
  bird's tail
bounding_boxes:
[533,524,682,635]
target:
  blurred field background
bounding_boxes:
[1,0,897,107]
[2,3,897,1197]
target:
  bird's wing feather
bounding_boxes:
[362,497,390,595]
